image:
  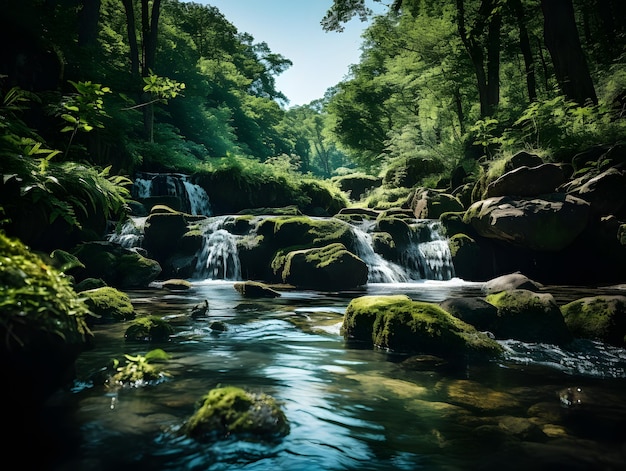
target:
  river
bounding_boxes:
[39,279,626,470]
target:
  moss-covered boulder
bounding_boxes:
[0,232,93,406]
[124,315,174,342]
[71,241,162,289]
[183,386,290,442]
[279,243,368,290]
[342,295,503,361]
[81,286,135,324]
[485,289,572,344]
[561,295,626,347]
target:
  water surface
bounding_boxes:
[43,280,626,470]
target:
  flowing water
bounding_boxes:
[39,280,626,471]
[45,175,625,469]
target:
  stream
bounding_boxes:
[41,279,626,471]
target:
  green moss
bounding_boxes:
[343,295,502,360]
[184,386,290,441]
[82,286,135,323]
[485,290,572,344]
[0,231,93,349]
[561,296,626,346]
[124,315,174,342]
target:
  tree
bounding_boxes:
[541,0,597,105]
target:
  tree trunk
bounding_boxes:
[509,0,537,102]
[541,0,597,105]
[121,0,140,80]
[486,8,501,113]
[456,0,500,118]
[140,0,162,143]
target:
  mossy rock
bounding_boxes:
[124,315,174,342]
[485,289,572,345]
[0,232,94,405]
[280,243,368,290]
[183,386,290,442]
[342,295,503,361]
[74,277,107,292]
[561,295,626,347]
[82,286,136,324]
[257,216,354,250]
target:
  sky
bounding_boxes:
[194,0,387,108]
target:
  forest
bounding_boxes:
[0,0,625,239]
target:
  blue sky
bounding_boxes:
[194,0,387,107]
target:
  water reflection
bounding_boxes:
[46,280,626,470]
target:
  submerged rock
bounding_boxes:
[183,386,289,441]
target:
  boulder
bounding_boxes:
[463,194,590,251]
[448,234,490,281]
[484,289,572,344]
[486,164,567,198]
[81,286,136,324]
[439,297,499,332]
[279,243,368,290]
[410,188,464,219]
[563,167,626,217]
[342,295,503,361]
[71,241,162,289]
[124,316,174,342]
[183,386,289,441]
[561,295,626,347]
[503,151,544,172]
[483,273,543,293]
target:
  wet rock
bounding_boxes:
[484,272,543,293]
[183,386,289,441]
[561,295,626,347]
[342,295,503,360]
[485,289,572,344]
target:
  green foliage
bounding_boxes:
[0,231,93,350]
[108,348,172,387]
[501,95,626,159]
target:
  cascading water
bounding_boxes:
[193,216,242,280]
[133,172,212,216]
[107,216,147,248]
[350,221,411,283]
[350,218,455,283]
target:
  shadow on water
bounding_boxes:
[36,280,626,471]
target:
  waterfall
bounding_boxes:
[349,218,455,282]
[350,222,410,283]
[193,217,242,280]
[107,216,146,248]
[401,220,456,281]
[133,173,212,216]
